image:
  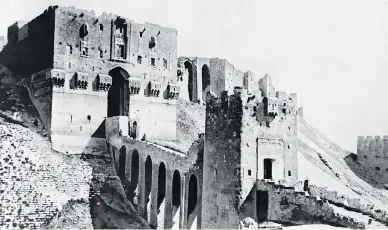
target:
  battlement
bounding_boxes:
[357,134,388,171]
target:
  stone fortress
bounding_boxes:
[0,5,374,230]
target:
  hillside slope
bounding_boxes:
[298,116,388,212]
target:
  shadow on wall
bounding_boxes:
[79,131,149,229]
[344,153,387,189]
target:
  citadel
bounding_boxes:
[0,5,387,230]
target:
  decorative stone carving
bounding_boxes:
[96,74,112,91]
[70,72,89,90]
[46,69,65,87]
[166,83,180,99]
[146,81,161,97]
[129,78,141,95]
[257,137,284,147]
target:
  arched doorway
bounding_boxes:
[119,146,126,180]
[202,64,210,92]
[303,179,309,192]
[129,150,139,205]
[187,174,198,229]
[185,61,196,102]
[172,170,181,229]
[157,162,166,229]
[145,155,152,222]
[108,67,130,117]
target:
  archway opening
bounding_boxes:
[172,170,181,229]
[185,61,196,102]
[188,174,198,215]
[108,67,130,117]
[303,180,309,192]
[132,121,137,139]
[157,162,166,228]
[128,150,139,205]
[119,146,126,180]
[145,155,152,222]
[263,158,273,180]
[187,174,198,229]
[202,64,210,91]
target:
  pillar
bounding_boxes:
[150,163,158,228]
[164,169,173,229]
[138,156,146,218]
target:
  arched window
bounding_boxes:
[79,23,89,39]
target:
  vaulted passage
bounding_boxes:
[108,67,130,117]
[118,146,126,180]
[128,150,139,205]
[264,158,273,180]
[187,174,198,229]
[144,156,152,222]
[172,170,181,229]
[185,61,196,102]
[202,64,210,91]
[157,162,166,229]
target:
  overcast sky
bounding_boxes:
[1,0,388,153]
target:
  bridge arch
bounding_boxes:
[157,162,166,228]
[172,170,181,229]
[187,174,198,229]
[129,149,139,205]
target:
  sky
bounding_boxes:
[1,0,388,153]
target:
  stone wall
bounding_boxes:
[309,184,388,224]
[202,73,298,229]
[202,91,244,229]
[357,136,388,173]
[177,57,258,103]
[0,7,56,76]
[256,181,365,229]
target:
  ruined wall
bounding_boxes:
[357,136,388,172]
[178,57,258,103]
[256,181,365,229]
[0,7,56,76]
[202,91,243,229]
